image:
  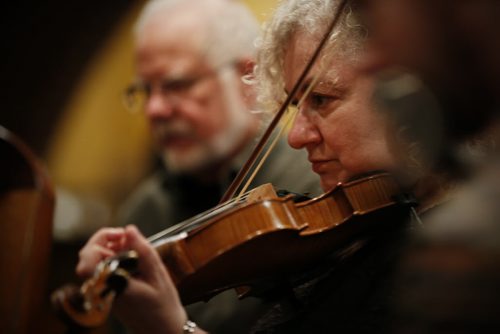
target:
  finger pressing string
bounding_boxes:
[86,227,127,247]
[76,244,116,277]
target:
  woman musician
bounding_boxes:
[74,0,451,332]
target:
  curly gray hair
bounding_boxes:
[254,0,366,112]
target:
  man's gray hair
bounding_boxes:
[255,0,366,112]
[135,0,260,67]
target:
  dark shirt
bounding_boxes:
[251,208,416,333]
[392,165,500,333]
[116,138,321,334]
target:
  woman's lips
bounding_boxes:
[310,160,332,173]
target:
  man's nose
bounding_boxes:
[287,109,321,149]
[143,90,175,119]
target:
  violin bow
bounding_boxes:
[219,0,349,203]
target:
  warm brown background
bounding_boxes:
[2,0,279,220]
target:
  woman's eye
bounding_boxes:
[310,94,332,109]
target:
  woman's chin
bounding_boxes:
[320,178,338,192]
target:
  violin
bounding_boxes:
[51,0,416,328]
[52,172,414,328]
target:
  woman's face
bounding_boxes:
[284,31,399,191]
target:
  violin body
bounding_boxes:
[52,173,413,329]
[52,174,413,327]
[155,173,411,304]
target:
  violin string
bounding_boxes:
[148,196,246,241]
[148,203,240,244]
[147,191,253,243]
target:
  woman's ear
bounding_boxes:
[234,58,255,77]
[233,57,257,108]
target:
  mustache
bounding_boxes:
[152,120,197,140]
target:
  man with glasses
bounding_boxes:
[115,0,320,332]
[76,0,434,332]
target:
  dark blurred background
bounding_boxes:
[0,2,148,333]
[0,0,132,155]
[0,1,277,333]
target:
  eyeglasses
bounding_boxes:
[122,63,233,113]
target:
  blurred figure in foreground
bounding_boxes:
[360,0,500,331]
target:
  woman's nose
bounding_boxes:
[287,109,321,149]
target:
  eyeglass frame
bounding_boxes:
[122,61,236,113]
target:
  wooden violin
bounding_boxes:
[51,172,414,328]
[51,0,416,328]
